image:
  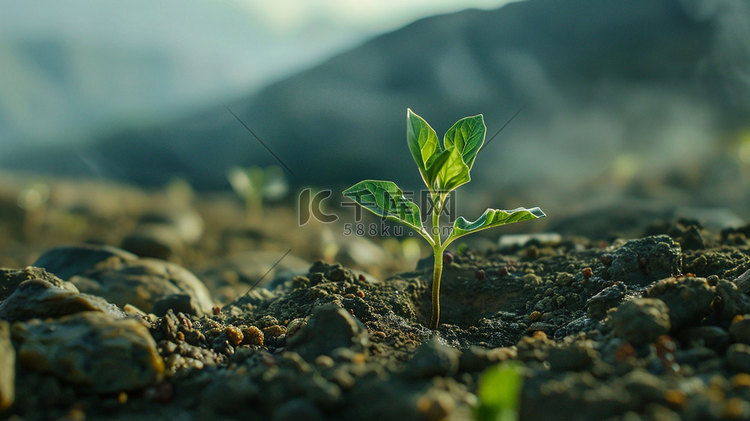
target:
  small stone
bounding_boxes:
[547,342,597,371]
[644,277,714,330]
[406,335,459,378]
[69,257,213,315]
[0,268,124,322]
[529,311,542,322]
[586,282,626,319]
[610,298,670,346]
[243,326,264,346]
[225,326,244,346]
[12,312,164,393]
[263,325,287,338]
[475,269,486,280]
[286,304,367,361]
[603,236,682,286]
[315,355,335,368]
[152,294,204,317]
[678,326,730,351]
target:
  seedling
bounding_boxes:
[344,109,545,329]
[226,165,288,221]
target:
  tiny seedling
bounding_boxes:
[344,109,545,329]
[227,165,288,221]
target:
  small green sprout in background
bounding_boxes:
[226,165,288,222]
[344,109,545,329]
[475,361,524,421]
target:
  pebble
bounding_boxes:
[225,326,244,346]
[70,257,213,314]
[0,321,14,410]
[405,335,460,378]
[547,342,597,371]
[12,312,164,393]
[243,326,264,346]
[152,293,205,317]
[286,304,367,361]
[603,235,682,286]
[31,244,138,281]
[678,326,730,351]
[0,267,124,322]
[644,277,714,330]
[586,282,626,319]
[610,298,670,346]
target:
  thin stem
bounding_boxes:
[430,245,443,329]
[430,193,444,329]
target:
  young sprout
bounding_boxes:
[344,109,545,329]
[227,165,288,221]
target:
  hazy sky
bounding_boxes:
[0,0,521,145]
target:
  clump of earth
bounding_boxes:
[3,174,750,420]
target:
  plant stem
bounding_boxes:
[430,194,444,329]
[430,245,443,329]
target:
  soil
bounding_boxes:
[3,174,750,420]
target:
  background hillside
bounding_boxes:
[4,0,750,216]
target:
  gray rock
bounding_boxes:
[0,267,124,322]
[70,257,213,314]
[31,244,138,281]
[643,277,714,329]
[715,280,750,320]
[152,293,204,317]
[12,312,164,393]
[610,298,670,346]
[547,342,597,372]
[603,235,682,286]
[286,304,367,361]
[121,224,184,261]
[586,282,626,319]
[726,343,750,372]
[405,335,460,378]
[678,326,730,351]
[0,321,14,410]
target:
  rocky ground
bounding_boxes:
[4,174,750,420]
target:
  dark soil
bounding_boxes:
[3,175,750,420]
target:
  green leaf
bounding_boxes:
[406,109,443,190]
[343,180,423,232]
[447,207,545,243]
[475,362,523,421]
[435,146,470,192]
[444,114,485,170]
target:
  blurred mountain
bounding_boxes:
[0,0,368,152]
[5,0,750,206]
